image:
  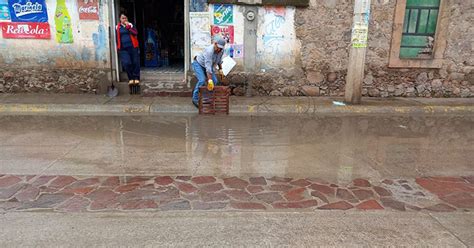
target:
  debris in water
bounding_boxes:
[332,101,346,106]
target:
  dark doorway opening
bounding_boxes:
[119,0,184,70]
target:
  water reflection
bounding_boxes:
[0,115,472,179]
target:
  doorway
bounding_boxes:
[118,0,185,77]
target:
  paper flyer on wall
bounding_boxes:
[190,12,211,63]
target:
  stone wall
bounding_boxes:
[229,0,473,98]
[0,68,108,94]
[0,0,110,94]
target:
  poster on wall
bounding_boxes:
[55,0,73,43]
[8,0,49,22]
[211,25,233,43]
[0,0,10,21]
[213,4,232,25]
[77,0,99,20]
[2,22,51,39]
[351,23,368,48]
[232,44,243,58]
[190,12,211,62]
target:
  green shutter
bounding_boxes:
[400,0,440,59]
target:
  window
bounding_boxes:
[400,0,440,59]
[389,0,448,68]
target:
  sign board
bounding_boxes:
[1,22,50,38]
[213,4,232,25]
[211,25,233,43]
[8,0,48,23]
[77,0,99,20]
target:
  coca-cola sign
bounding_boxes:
[1,22,50,39]
[77,0,99,20]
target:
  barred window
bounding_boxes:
[389,0,447,68]
[400,0,440,59]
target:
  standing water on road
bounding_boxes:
[0,114,472,180]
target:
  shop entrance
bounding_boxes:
[116,0,189,95]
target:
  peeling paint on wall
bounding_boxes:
[92,23,107,62]
[257,6,297,70]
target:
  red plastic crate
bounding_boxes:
[198,86,230,115]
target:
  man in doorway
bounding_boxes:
[192,37,226,108]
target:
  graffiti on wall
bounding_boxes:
[259,6,296,69]
[190,0,207,12]
[92,24,106,61]
[0,0,10,21]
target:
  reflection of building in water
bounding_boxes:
[186,116,243,176]
[242,118,290,177]
[185,116,290,177]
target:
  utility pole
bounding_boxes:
[345,0,371,104]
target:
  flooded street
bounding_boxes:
[1,114,472,182]
[1,113,473,246]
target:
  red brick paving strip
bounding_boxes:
[247,185,264,193]
[309,184,335,196]
[192,176,216,184]
[230,201,266,210]
[0,174,472,212]
[155,176,174,186]
[356,200,384,210]
[284,188,307,201]
[175,182,198,194]
[249,177,267,185]
[272,200,318,209]
[0,176,22,188]
[200,183,224,193]
[223,177,249,189]
[319,201,353,210]
[290,179,311,187]
[353,178,371,187]
[416,177,474,208]
[268,177,293,183]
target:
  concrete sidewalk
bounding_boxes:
[1,211,472,247]
[0,93,472,115]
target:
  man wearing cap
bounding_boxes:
[192,37,226,107]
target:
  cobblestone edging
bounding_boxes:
[0,175,472,212]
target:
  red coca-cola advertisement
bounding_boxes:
[77,0,99,20]
[1,22,51,39]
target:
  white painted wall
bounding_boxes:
[201,5,298,71]
[0,0,110,68]
[256,6,298,70]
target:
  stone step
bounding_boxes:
[120,72,184,82]
[142,91,192,97]
[142,81,190,91]
[110,81,191,97]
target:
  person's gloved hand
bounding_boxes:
[207,79,214,91]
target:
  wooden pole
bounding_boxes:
[345,0,371,104]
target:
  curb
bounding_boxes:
[0,103,473,115]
